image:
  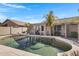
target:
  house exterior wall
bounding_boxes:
[78,24,79,40]
[29,24,51,35]
[40,25,46,35]
[60,24,78,37]
[67,24,77,32]
[60,25,66,36]
[28,25,37,35]
[29,23,78,39]
[29,26,35,34]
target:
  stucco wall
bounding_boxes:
[11,27,22,34]
[60,24,78,37]
[68,24,78,32]
[30,24,51,35]
[0,27,27,35]
[0,27,10,35]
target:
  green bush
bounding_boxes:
[69,32,78,38]
[54,31,61,36]
[22,31,25,33]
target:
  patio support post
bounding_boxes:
[53,27,54,36]
[10,26,12,35]
[44,25,46,35]
[64,24,67,38]
[22,27,23,33]
[40,25,41,35]
[34,26,35,35]
[78,24,79,41]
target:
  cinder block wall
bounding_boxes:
[0,27,10,35]
[0,27,27,35]
[11,27,23,34]
[11,27,27,34]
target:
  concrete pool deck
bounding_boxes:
[0,35,11,39]
[54,36,79,56]
[0,45,39,56]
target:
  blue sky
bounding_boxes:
[0,3,79,23]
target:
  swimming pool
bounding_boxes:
[0,35,72,56]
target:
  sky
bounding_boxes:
[0,3,79,23]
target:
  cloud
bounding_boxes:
[0,14,8,22]
[1,3,32,11]
[1,3,25,9]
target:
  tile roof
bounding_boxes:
[3,19,26,26]
[10,20,26,26]
[31,16,79,26]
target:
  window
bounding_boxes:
[41,26,44,31]
[56,25,61,30]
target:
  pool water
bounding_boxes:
[0,37,63,56]
[24,43,63,56]
[0,38,19,48]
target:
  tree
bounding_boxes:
[45,11,56,35]
[25,22,31,27]
[25,22,31,33]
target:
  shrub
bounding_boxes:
[22,31,25,33]
[54,31,61,36]
[69,32,78,38]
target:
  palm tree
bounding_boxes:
[45,11,56,36]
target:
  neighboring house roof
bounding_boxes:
[2,19,26,27]
[0,22,1,26]
[0,22,3,26]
